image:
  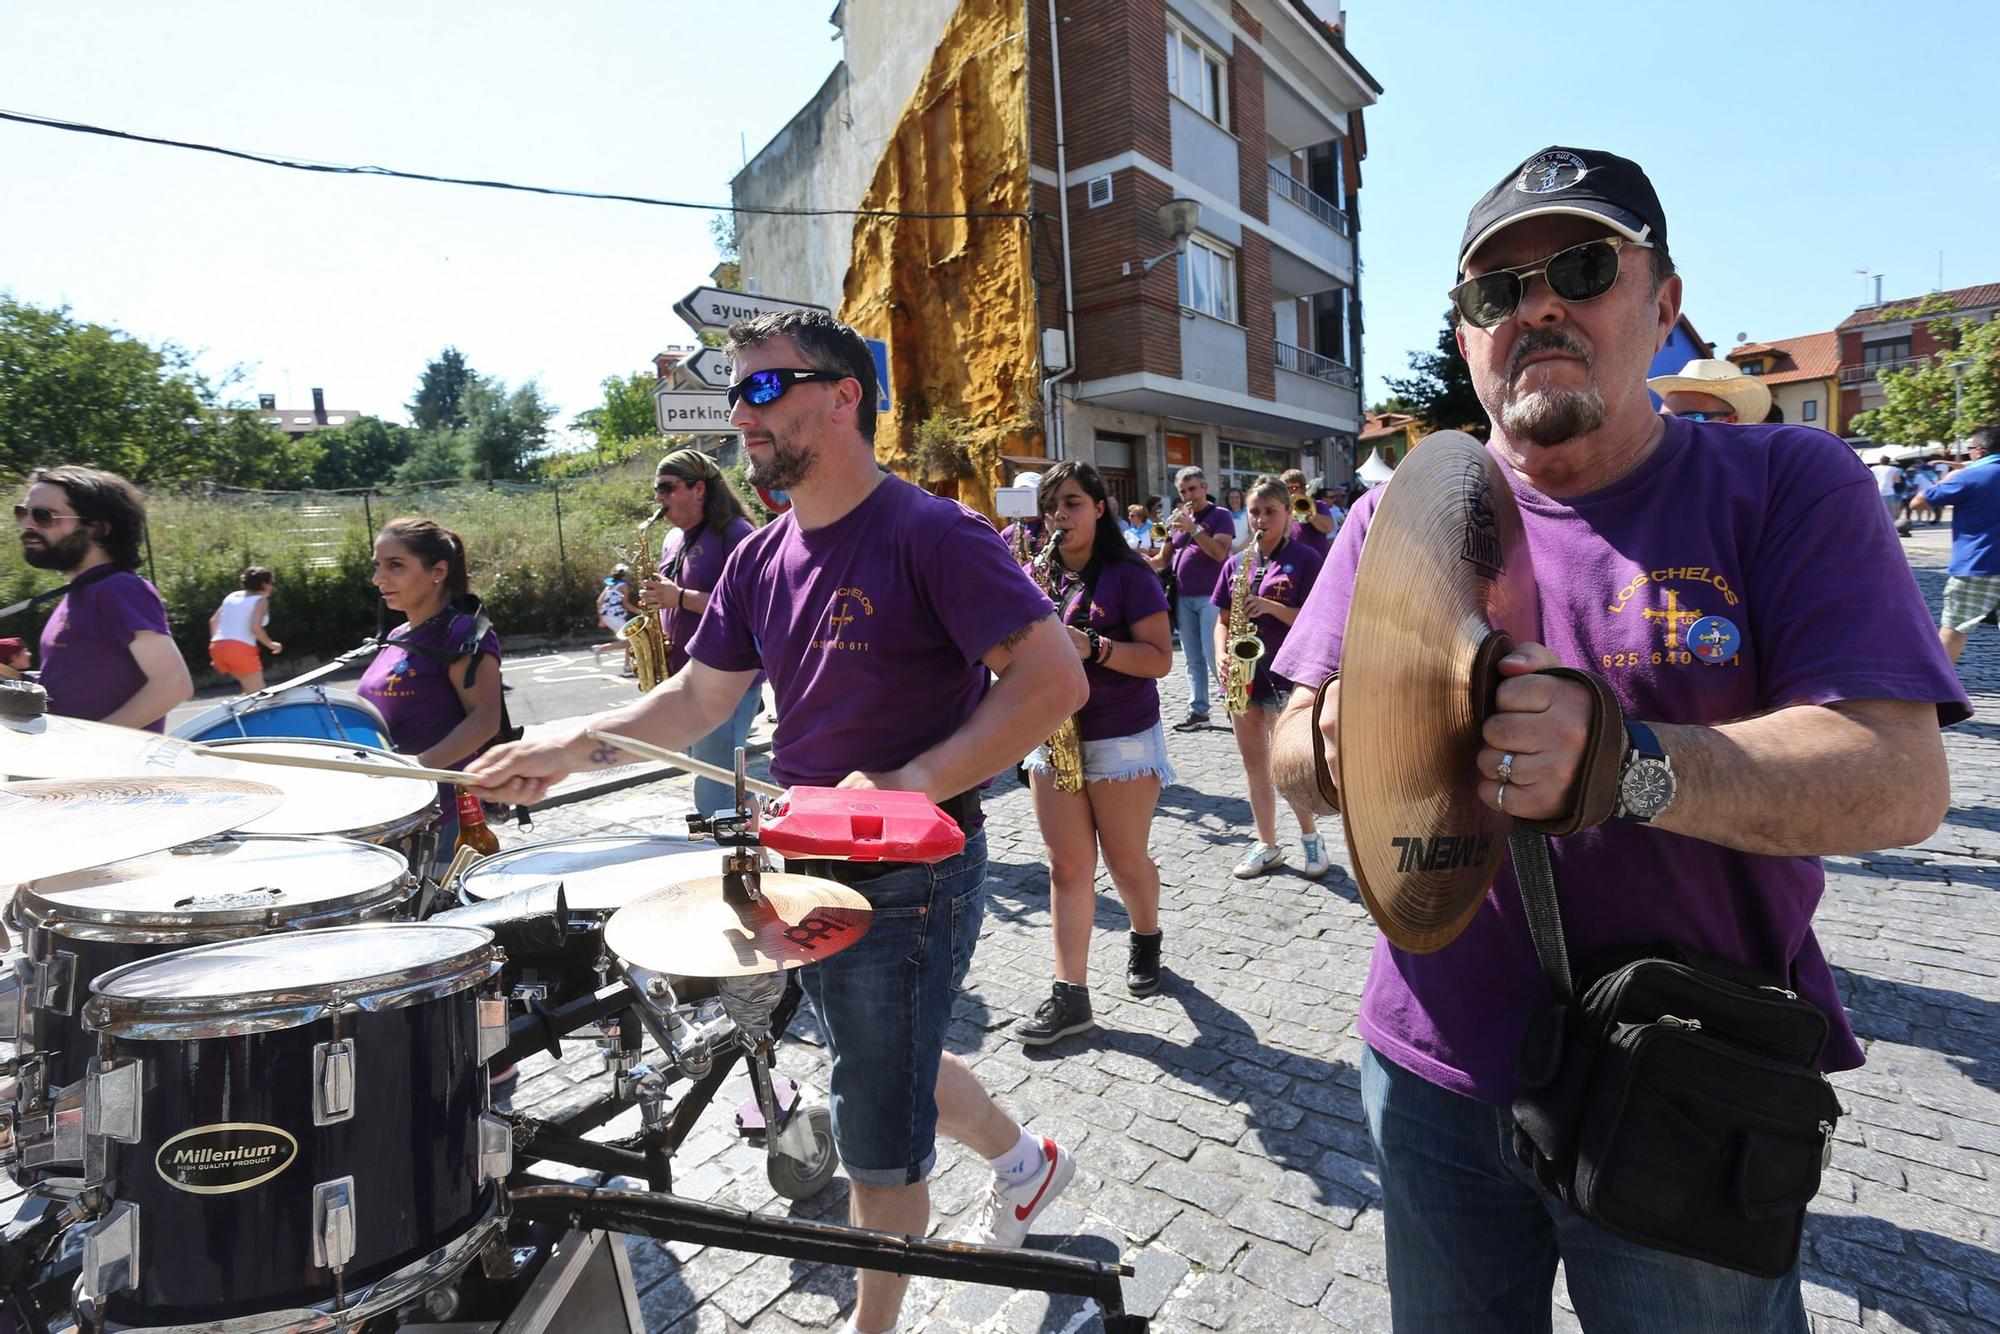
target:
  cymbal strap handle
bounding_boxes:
[1513,667,1625,838]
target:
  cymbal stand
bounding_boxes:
[685,748,764,907]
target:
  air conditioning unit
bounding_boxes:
[1086,175,1114,207]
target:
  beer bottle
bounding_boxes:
[455,789,501,857]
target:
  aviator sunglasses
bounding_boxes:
[725,367,851,411]
[1448,236,1653,329]
[13,504,80,527]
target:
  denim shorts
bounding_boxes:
[1024,720,1176,784]
[793,828,988,1187]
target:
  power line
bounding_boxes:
[0,107,1031,222]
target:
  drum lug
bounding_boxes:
[0,963,23,1042]
[476,1111,512,1184]
[80,1200,140,1300]
[312,1175,358,1270]
[84,1058,143,1144]
[31,952,75,1017]
[20,1083,84,1167]
[477,997,509,1063]
[313,1039,356,1125]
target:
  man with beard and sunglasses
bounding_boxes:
[13,466,191,731]
[471,311,1088,1334]
[1267,146,1965,1331]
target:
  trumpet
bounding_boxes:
[1149,520,1169,541]
[1291,493,1316,521]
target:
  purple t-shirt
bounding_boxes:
[39,570,173,732]
[658,516,756,677]
[1289,500,1336,558]
[358,610,503,760]
[1271,420,1970,1105]
[1168,502,1235,599]
[688,476,1053,788]
[1059,556,1171,741]
[1212,537,1322,689]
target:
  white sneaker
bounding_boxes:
[1234,843,1284,879]
[975,1138,1075,1248]
[1299,833,1331,879]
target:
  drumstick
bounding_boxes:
[190,744,478,786]
[584,728,784,799]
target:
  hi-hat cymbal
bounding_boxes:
[0,712,239,782]
[1337,431,1539,953]
[603,873,873,978]
[1,776,285,884]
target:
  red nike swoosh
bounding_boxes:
[1013,1141,1058,1222]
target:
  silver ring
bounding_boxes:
[1496,752,1516,785]
[1496,781,1508,812]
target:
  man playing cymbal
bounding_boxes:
[1270,146,1965,1330]
[471,311,1088,1334]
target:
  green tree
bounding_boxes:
[1849,295,2000,446]
[181,409,322,489]
[396,428,468,483]
[408,347,475,431]
[570,372,661,451]
[310,417,418,489]
[1385,315,1489,440]
[460,379,554,482]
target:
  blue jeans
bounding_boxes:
[795,829,988,1187]
[1175,594,1221,716]
[686,686,761,814]
[1361,1044,1807,1333]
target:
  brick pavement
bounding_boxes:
[507,523,2000,1333]
[7,528,1991,1332]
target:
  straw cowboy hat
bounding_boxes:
[1645,358,1772,423]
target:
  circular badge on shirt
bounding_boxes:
[1686,615,1741,664]
[756,486,792,515]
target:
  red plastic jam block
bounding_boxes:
[758,786,966,864]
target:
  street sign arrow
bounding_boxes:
[680,347,734,391]
[654,388,740,434]
[676,287,829,334]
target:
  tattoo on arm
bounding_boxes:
[589,743,619,767]
[996,622,1036,654]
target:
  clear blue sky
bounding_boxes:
[2,1,1996,440]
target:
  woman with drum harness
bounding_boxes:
[1212,476,1330,881]
[1013,462,1176,1046]
[358,516,503,863]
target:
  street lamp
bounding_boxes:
[1140,198,1201,274]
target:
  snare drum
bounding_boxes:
[194,737,441,871]
[456,835,734,1004]
[172,684,393,750]
[75,924,510,1331]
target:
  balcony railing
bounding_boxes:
[1840,355,1931,385]
[1275,340,1358,388]
[1267,163,1351,236]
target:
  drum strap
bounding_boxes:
[0,562,129,621]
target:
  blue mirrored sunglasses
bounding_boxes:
[1672,411,1736,422]
[725,367,850,410]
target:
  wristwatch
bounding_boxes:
[1614,721,1677,823]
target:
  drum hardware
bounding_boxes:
[1335,430,1539,952]
[505,1183,1149,1333]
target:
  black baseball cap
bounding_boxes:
[1458,147,1668,275]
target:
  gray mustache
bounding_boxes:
[1509,331,1591,380]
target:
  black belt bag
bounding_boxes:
[1507,831,1842,1278]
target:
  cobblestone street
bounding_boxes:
[505,524,2000,1333]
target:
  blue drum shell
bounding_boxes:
[96,988,490,1327]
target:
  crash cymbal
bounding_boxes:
[0,710,238,782]
[0,776,285,884]
[603,873,873,978]
[1337,431,1539,953]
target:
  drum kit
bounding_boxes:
[0,677,1147,1333]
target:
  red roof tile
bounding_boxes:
[1836,282,2000,331]
[1727,331,1840,387]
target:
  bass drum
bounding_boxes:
[171,685,392,751]
[75,924,510,1332]
[455,835,740,1005]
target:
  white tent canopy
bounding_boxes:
[1356,448,1397,486]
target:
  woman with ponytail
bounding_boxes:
[357,516,504,855]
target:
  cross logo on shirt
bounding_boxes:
[1642,590,1702,649]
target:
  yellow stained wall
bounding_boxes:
[839,0,1037,517]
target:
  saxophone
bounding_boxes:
[1030,534,1086,793]
[1224,541,1267,716]
[620,508,672,692]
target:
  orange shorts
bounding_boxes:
[209,639,262,676]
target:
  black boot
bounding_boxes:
[1014,982,1095,1045]
[1127,930,1164,997]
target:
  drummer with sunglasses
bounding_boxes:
[1268,146,1964,1332]
[471,312,1089,1334]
